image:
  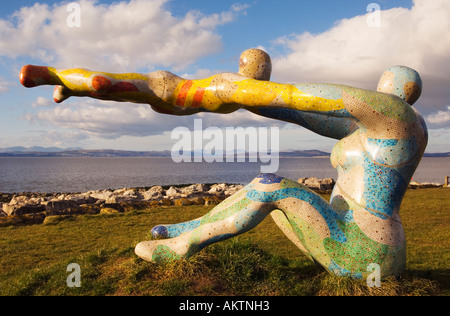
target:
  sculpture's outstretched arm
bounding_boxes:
[20,63,420,140]
[19,64,351,118]
[19,65,190,113]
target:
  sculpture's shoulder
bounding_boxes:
[341,86,426,137]
[343,86,416,122]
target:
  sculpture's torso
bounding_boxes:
[324,109,427,276]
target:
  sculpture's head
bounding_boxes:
[238,48,272,81]
[377,65,422,105]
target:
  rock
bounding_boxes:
[159,198,173,206]
[43,215,75,225]
[65,193,90,203]
[208,183,228,195]
[304,177,322,190]
[102,203,125,213]
[79,204,101,215]
[44,200,82,212]
[105,196,118,204]
[188,196,206,205]
[113,188,128,195]
[142,186,164,200]
[90,190,114,201]
[1,194,12,203]
[204,195,223,206]
[2,203,45,216]
[409,182,442,189]
[319,178,335,191]
[224,184,243,196]
[165,186,180,198]
[9,195,30,205]
[181,183,209,197]
[173,198,193,207]
[298,177,335,191]
[100,208,120,215]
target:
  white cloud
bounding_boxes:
[0,76,11,94]
[29,130,90,148]
[0,0,247,72]
[31,97,53,108]
[271,0,450,118]
[427,106,450,126]
[24,98,278,140]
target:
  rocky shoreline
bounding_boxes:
[0,178,446,226]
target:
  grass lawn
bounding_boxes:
[0,188,448,296]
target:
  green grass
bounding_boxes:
[0,188,448,296]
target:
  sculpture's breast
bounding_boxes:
[331,131,364,171]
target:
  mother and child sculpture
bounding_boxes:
[20,48,427,279]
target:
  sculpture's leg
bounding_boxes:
[135,173,340,265]
[149,184,254,239]
[135,177,273,262]
[151,217,203,239]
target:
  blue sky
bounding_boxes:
[0,0,449,153]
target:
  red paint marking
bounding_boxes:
[107,82,139,93]
[53,86,62,103]
[191,87,206,108]
[92,76,112,91]
[176,80,193,106]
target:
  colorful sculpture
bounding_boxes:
[20,48,428,279]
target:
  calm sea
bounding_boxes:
[0,157,448,193]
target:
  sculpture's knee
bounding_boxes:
[151,225,169,239]
[246,173,286,204]
[255,173,285,184]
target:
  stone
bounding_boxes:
[44,200,82,212]
[3,203,45,216]
[181,183,209,197]
[204,195,223,205]
[224,184,244,196]
[319,178,335,191]
[43,215,74,225]
[100,207,120,215]
[102,203,125,213]
[90,190,114,201]
[165,186,180,198]
[9,195,30,205]
[208,183,228,195]
[173,198,193,207]
[142,186,164,200]
[159,198,173,206]
[298,177,335,191]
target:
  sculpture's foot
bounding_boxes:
[151,219,202,239]
[20,65,53,88]
[53,85,72,103]
[135,236,191,263]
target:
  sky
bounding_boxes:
[0,0,449,153]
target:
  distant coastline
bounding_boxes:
[0,147,449,158]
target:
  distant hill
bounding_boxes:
[423,152,450,158]
[0,147,448,158]
[0,146,82,153]
[0,148,172,157]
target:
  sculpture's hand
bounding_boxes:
[20,65,62,88]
